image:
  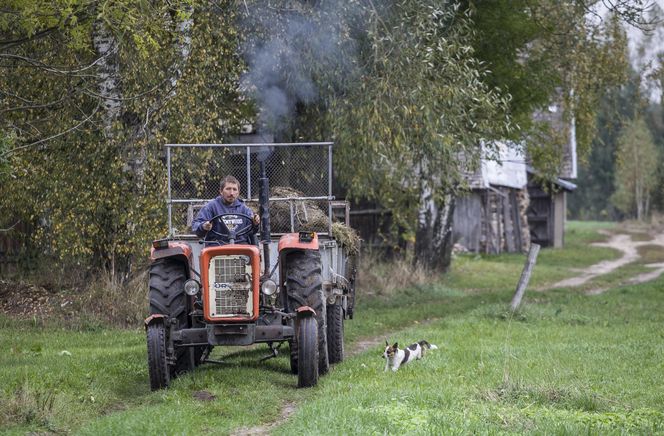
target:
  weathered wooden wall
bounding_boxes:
[453,194,482,252]
[553,192,566,248]
[453,187,529,254]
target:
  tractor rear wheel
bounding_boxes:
[326,303,344,364]
[297,316,319,388]
[148,258,199,378]
[285,250,329,375]
[147,322,170,390]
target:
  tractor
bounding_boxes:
[145,142,357,389]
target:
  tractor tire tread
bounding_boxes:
[326,303,344,364]
[286,250,329,376]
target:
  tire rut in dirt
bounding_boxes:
[286,250,329,375]
[148,258,198,377]
[326,303,344,364]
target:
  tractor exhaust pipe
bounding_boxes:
[258,159,271,278]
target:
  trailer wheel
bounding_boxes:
[297,316,319,388]
[326,303,344,364]
[147,322,170,390]
[148,259,197,378]
[285,250,329,375]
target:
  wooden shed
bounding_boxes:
[526,168,577,248]
[453,142,531,254]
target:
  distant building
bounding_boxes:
[453,142,531,254]
[454,92,579,253]
[526,168,577,248]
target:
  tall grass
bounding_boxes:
[76,270,148,327]
[357,251,429,298]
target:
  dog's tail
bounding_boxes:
[419,340,438,350]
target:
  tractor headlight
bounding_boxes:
[261,279,277,296]
[184,279,200,296]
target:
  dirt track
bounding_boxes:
[550,230,664,293]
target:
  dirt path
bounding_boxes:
[550,230,664,293]
[232,401,298,436]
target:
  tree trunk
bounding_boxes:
[123,5,194,187]
[635,177,643,221]
[124,7,194,280]
[414,181,456,272]
[92,19,122,138]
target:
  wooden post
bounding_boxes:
[510,243,540,311]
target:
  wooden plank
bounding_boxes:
[503,191,515,253]
[348,209,390,216]
[452,193,482,252]
[510,190,523,252]
[510,243,541,311]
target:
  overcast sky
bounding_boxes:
[624,0,664,101]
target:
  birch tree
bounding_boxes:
[0,2,250,278]
[611,118,658,220]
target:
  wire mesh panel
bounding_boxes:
[211,256,252,316]
[166,143,333,236]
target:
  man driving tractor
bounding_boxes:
[191,175,260,244]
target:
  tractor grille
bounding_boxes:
[214,257,246,283]
[208,255,253,318]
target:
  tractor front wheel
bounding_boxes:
[326,303,344,364]
[297,316,319,388]
[288,339,298,374]
[148,259,195,379]
[147,322,170,390]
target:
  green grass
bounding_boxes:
[2,220,664,434]
[277,280,664,435]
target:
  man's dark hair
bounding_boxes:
[220,175,240,190]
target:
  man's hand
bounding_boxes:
[253,214,260,226]
[202,221,212,231]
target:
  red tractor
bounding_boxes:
[145,142,357,388]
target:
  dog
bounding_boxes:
[383,340,438,372]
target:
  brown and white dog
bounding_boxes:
[383,340,438,372]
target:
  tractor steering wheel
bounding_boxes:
[204,212,255,245]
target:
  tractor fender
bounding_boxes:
[296,306,316,318]
[144,313,167,329]
[150,242,194,276]
[278,234,320,300]
[278,232,319,253]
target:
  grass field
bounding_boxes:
[1,221,663,434]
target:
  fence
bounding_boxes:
[165,143,337,236]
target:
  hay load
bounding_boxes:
[247,186,361,254]
[268,186,329,233]
[331,222,360,256]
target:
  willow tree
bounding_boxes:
[332,2,510,271]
